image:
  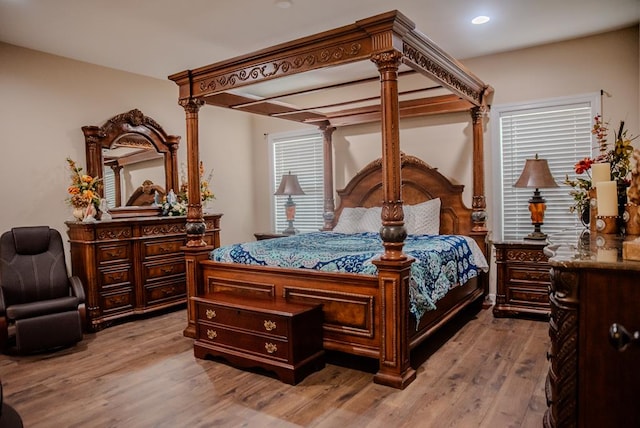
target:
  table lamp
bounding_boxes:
[513,154,558,240]
[274,173,305,235]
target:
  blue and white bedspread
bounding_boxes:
[210,232,488,323]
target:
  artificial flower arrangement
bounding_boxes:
[565,115,637,217]
[66,158,101,209]
[162,161,214,216]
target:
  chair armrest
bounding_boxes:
[69,276,86,304]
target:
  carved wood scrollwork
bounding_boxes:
[549,267,579,428]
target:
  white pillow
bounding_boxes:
[334,206,381,233]
[359,206,382,233]
[333,207,367,233]
[405,198,440,235]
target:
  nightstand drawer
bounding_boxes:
[197,323,289,362]
[506,266,550,286]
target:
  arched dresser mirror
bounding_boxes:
[82,108,180,215]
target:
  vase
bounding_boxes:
[580,205,590,228]
[72,206,86,221]
[617,180,629,234]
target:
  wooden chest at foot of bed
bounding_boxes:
[192,294,325,385]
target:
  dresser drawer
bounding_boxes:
[97,242,131,264]
[145,281,186,304]
[197,300,289,338]
[100,288,134,313]
[99,265,132,288]
[143,259,186,281]
[143,238,184,258]
[197,322,289,362]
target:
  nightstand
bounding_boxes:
[254,232,287,240]
[492,240,550,318]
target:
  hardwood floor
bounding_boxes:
[0,306,549,428]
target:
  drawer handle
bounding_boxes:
[105,249,123,258]
[206,329,217,340]
[158,246,171,254]
[205,309,216,319]
[161,266,175,274]
[264,320,276,331]
[609,323,640,352]
[265,342,277,354]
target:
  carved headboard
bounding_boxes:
[334,153,472,236]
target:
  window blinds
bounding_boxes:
[499,99,595,240]
[271,131,324,233]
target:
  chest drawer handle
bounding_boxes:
[206,329,217,340]
[264,320,276,331]
[265,342,277,354]
[609,323,640,352]
[205,309,216,319]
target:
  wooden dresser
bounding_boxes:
[544,235,640,428]
[66,214,221,331]
[192,293,325,385]
[493,240,550,317]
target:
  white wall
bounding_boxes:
[0,42,254,252]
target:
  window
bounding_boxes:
[270,130,324,233]
[492,93,600,240]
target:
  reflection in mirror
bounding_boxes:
[102,140,165,208]
[82,109,180,217]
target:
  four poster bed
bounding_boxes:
[169,10,493,389]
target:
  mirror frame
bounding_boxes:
[82,109,180,216]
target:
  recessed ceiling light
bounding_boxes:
[275,0,292,8]
[471,16,490,25]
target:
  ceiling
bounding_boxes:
[0,0,638,81]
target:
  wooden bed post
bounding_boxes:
[371,50,416,389]
[321,125,336,230]
[179,97,213,338]
[471,106,488,234]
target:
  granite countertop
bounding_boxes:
[544,229,640,271]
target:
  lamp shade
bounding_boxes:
[513,157,558,189]
[274,174,305,196]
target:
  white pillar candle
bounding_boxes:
[596,180,618,216]
[591,162,611,185]
[597,248,618,263]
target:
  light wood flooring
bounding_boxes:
[0,306,549,428]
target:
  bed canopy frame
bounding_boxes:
[169,10,492,389]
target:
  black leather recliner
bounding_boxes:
[0,226,85,354]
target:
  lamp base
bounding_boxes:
[524,231,548,240]
[282,226,298,236]
[281,219,298,236]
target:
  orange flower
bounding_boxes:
[81,174,93,183]
[67,186,80,195]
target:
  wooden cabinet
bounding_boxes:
[66,214,221,331]
[493,240,550,317]
[192,293,325,385]
[544,239,640,428]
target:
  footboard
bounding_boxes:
[197,259,486,389]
